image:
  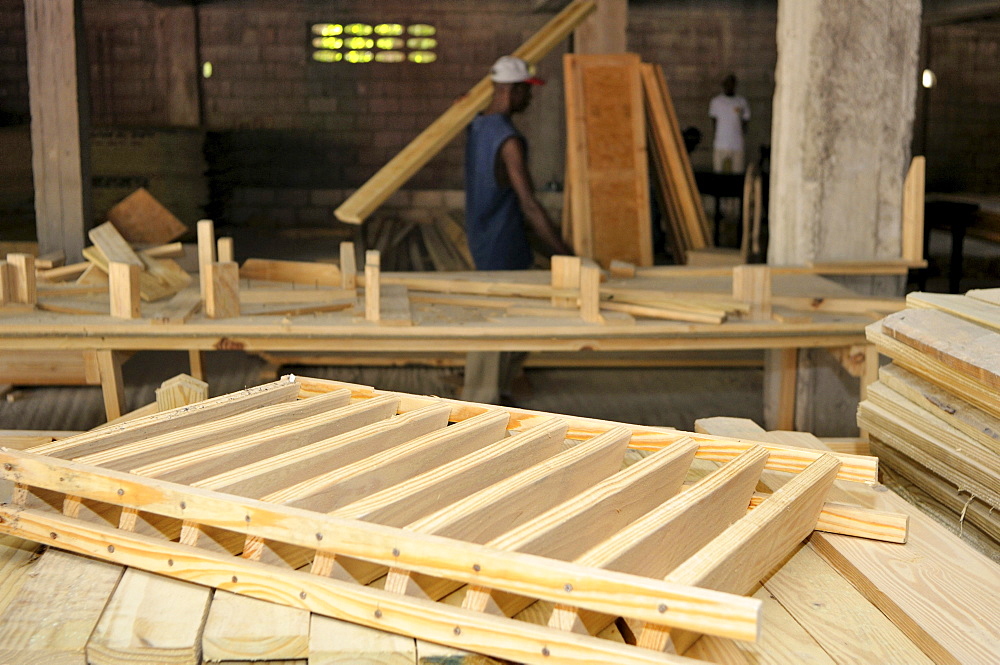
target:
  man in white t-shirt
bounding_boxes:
[708,74,750,173]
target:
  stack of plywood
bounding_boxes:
[858,288,1000,553]
[563,55,710,268]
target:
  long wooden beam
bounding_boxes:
[333,0,596,224]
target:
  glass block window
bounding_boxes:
[311,22,437,64]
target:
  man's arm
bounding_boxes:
[499,137,573,256]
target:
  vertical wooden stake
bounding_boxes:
[365,250,380,322]
[96,349,126,422]
[197,219,216,302]
[901,155,925,263]
[579,260,603,323]
[108,261,140,319]
[188,350,204,381]
[155,373,209,411]
[551,255,581,308]
[204,261,240,319]
[0,261,11,305]
[8,253,36,305]
[775,348,798,431]
[217,236,234,263]
[340,242,357,290]
[732,265,771,320]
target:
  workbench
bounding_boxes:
[0,269,891,423]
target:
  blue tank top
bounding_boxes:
[464,113,533,270]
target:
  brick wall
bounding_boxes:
[923,21,1000,194]
[629,0,777,172]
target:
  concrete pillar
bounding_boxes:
[765,0,921,435]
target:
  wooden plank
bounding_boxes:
[310,613,416,665]
[202,590,309,662]
[107,187,188,245]
[108,262,140,319]
[217,236,234,263]
[82,244,180,303]
[197,219,216,302]
[637,454,840,653]
[366,250,381,322]
[732,265,772,321]
[25,0,89,262]
[384,427,632,601]
[579,261,603,322]
[340,241,357,290]
[881,307,1000,390]
[0,449,760,642]
[464,439,699,618]
[906,290,1000,334]
[28,377,300,458]
[0,535,42,616]
[334,0,597,224]
[149,288,201,324]
[0,547,123,664]
[547,446,769,636]
[8,253,37,305]
[240,257,341,287]
[573,0,626,54]
[87,567,210,665]
[154,373,208,412]
[0,261,11,305]
[564,53,652,267]
[89,221,144,268]
[551,255,581,308]
[901,156,925,263]
[204,261,240,319]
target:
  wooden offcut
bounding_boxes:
[108,262,140,319]
[204,262,240,319]
[107,188,189,245]
[564,53,652,267]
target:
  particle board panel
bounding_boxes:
[564,53,652,267]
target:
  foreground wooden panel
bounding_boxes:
[0,375,901,663]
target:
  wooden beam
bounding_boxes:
[572,0,626,54]
[579,261,602,322]
[239,257,341,287]
[334,0,596,224]
[0,261,10,305]
[217,236,234,263]
[551,255,581,308]
[107,187,188,245]
[204,261,240,319]
[24,0,90,262]
[365,250,381,322]
[109,261,141,319]
[197,219,216,302]
[340,241,357,289]
[901,156,925,263]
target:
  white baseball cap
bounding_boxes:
[490,56,545,85]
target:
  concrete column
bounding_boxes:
[765,0,921,434]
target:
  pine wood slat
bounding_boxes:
[202,589,309,662]
[463,438,699,618]
[384,427,632,601]
[547,446,770,636]
[89,221,145,268]
[906,290,1000,334]
[0,449,761,640]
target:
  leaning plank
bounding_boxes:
[240,258,341,286]
[0,506,740,665]
[384,427,632,600]
[202,590,308,662]
[87,567,211,665]
[0,449,760,640]
[106,187,188,244]
[548,446,769,636]
[0,547,123,664]
[88,221,144,267]
[28,377,300,458]
[637,454,841,653]
[334,0,597,224]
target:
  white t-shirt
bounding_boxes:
[709,94,750,151]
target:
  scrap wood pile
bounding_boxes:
[563,54,711,268]
[859,288,1000,555]
[0,374,927,664]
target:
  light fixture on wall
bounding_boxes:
[921,68,936,88]
[202,62,213,79]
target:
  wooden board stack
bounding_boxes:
[0,374,910,664]
[858,288,1000,554]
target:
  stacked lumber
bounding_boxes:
[563,55,710,267]
[0,373,910,664]
[858,288,1000,552]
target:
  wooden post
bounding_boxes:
[340,242,357,290]
[365,250,381,322]
[188,350,204,381]
[8,254,36,305]
[204,262,240,319]
[217,237,234,264]
[0,261,11,305]
[573,0,627,54]
[197,219,216,302]
[24,0,91,262]
[108,262,140,319]
[551,255,581,308]
[579,260,602,323]
[96,349,125,421]
[732,265,771,321]
[901,155,926,263]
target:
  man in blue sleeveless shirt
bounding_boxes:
[462,55,571,403]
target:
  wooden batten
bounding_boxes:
[551,255,581,308]
[732,265,772,320]
[365,250,381,322]
[108,262,141,319]
[154,374,209,412]
[0,261,11,305]
[216,237,234,264]
[579,261,603,323]
[340,242,357,290]
[197,219,216,302]
[901,156,926,263]
[8,253,37,305]
[204,262,240,319]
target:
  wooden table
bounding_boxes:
[0,270,888,423]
